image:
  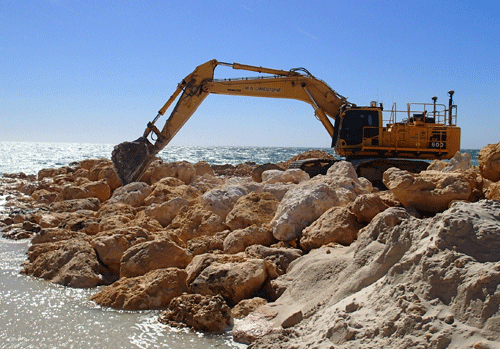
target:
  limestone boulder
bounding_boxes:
[223,225,275,254]
[108,182,152,207]
[189,258,268,306]
[49,198,100,213]
[120,237,193,278]
[262,183,292,202]
[97,166,122,192]
[38,167,67,181]
[30,227,86,245]
[91,226,155,274]
[324,161,373,205]
[202,184,251,219]
[443,151,472,172]
[21,238,112,288]
[97,203,136,232]
[144,197,189,227]
[261,169,309,185]
[189,174,225,194]
[33,213,63,228]
[383,168,479,213]
[225,192,279,231]
[252,163,283,183]
[90,268,188,310]
[185,253,249,286]
[193,161,215,177]
[485,181,500,201]
[144,177,199,206]
[126,210,163,233]
[350,193,391,224]
[300,206,362,251]
[479,141,500,182]
[168,203,227,244]
[245,244,303,279]
[31,189,58,204]
[270,181,338,241]
[87,159,112,180]
[149,160,197,185]
[57,185,88,201]
[55,210,99,235]
[158,294,233,333]
[187,230,230,256]
[232,297,268,319]
[78,159,100,171]
[82,179,111,202]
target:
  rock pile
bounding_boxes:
[1,144,500,348]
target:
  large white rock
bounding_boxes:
[262,169,309,185]
[202,184,251,219]
[324,161,372,206]
[108,182,152,207]
[270,181,339,241]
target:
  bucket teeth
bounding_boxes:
[111,137,155,185]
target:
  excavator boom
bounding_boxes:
[112,59,459,186]
[112,59,348,184]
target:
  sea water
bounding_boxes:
[0,142,481,348]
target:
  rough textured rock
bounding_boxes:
[189,258,268,306]
[300,206,362,251]
[91,226,155,274]
[270,181,338,241]
[57,185,88,201]
[252,163,283,183]
[383,168,478,213]
[189,174,225,193]
[144,197,189,227]
[108,182,152,207]
[143,177,199,206]
[21,238,112,288]
[81,179,111,202]
[262,183,291,202]
[245,244,303,279]
[223,225,275,254]
[479,141,500,182]
[350,193,390,224]
[202,184,251,219]
[485,181,500,201]
[428,151,472,172]
[245,200,500,348]
[90,268,188,310]
[168,203,227,244]
[324,161,373,205]
[232,297,268,319]
[49,198,101,213]
[158,294,233,333]
[193,161,215,177]
[225,192,279,231]
[187,230,230,256]
[185,253,249,286]
[120,237,193,278]
[443,151,472,172]
[149,160,197,185]
[262,169,309,185]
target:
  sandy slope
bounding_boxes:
[247,200,500,348]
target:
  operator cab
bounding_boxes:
[336,107,381,146]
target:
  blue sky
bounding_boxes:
[1,0,498,149]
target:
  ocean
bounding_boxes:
[0,142,481,348]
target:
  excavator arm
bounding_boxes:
[112,59,349,185]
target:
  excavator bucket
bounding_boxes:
[111,136,156,185]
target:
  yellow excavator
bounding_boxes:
[112,59,460,185]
